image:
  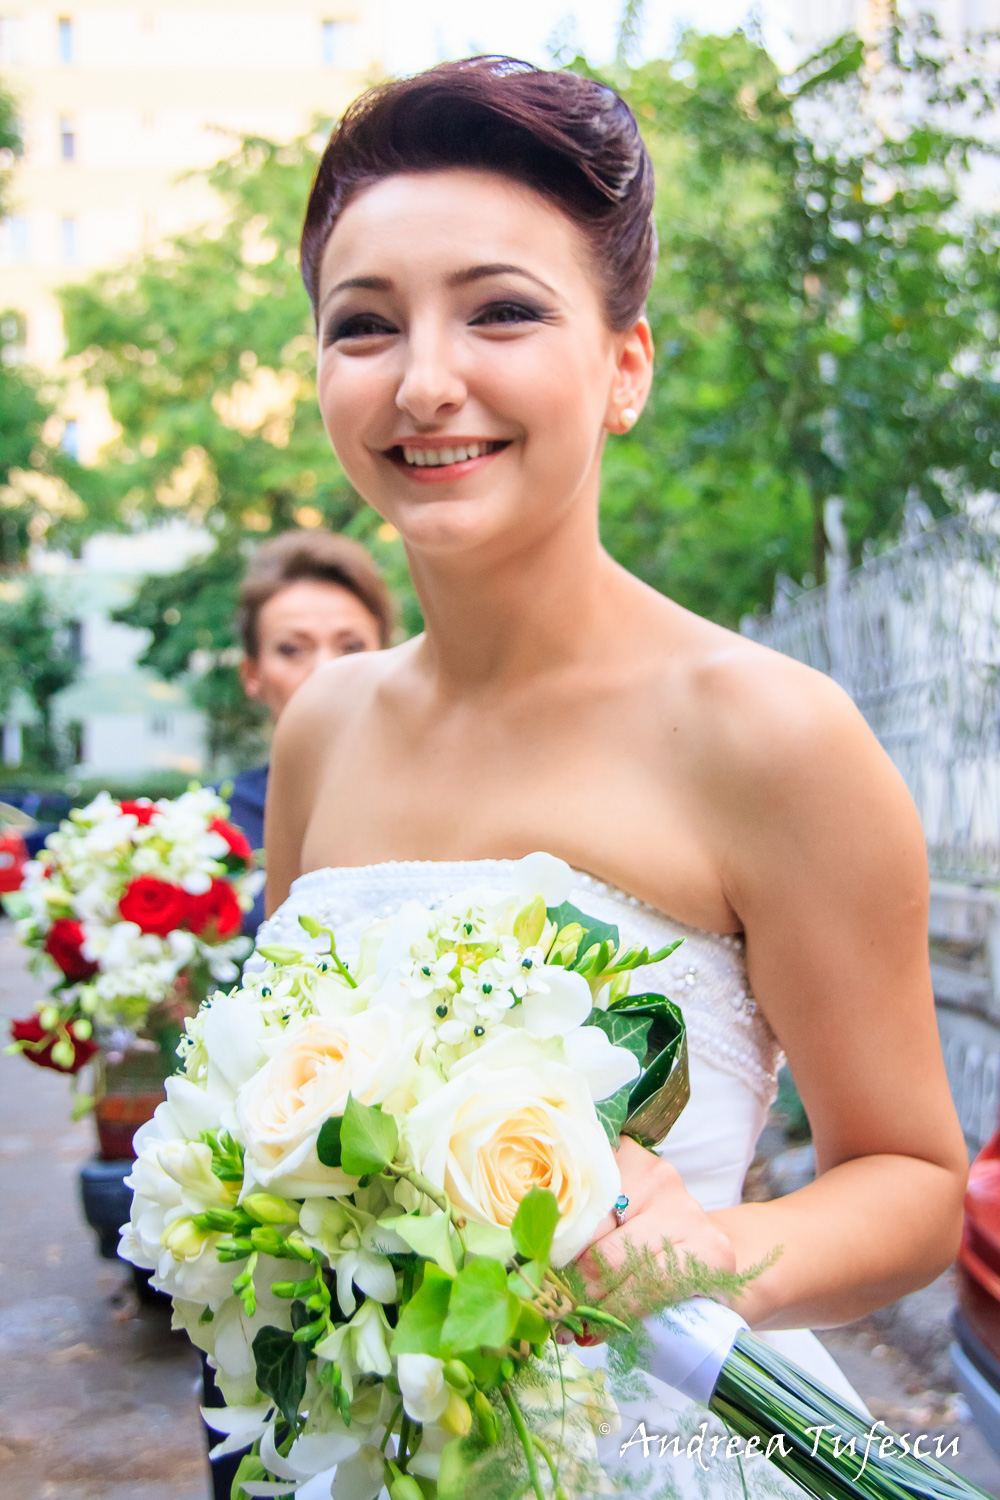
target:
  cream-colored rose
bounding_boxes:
[235,1013,414,1198]
[403,1060,620,1265]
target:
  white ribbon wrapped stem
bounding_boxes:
[647,1297,749,1404]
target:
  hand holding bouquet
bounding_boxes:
[5,786,261,1079]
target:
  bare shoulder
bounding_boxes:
[666,613,927,901]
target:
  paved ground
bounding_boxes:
[0,922,210,1500]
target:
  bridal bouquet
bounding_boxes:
[120,853,696,1500]
[5,786,261,1077]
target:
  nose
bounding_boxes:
[395,316,466,425]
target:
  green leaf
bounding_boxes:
[391,1211,458,1275]
[391,1262,453,1357]
[595,1082,632,1144]
[251,1318,308,1429]
[440,1258,519,1356]
[585,1008,652,1064]
[231,1454,281,1500]
[339,1094,398,1176]
[316,1114,343,1169]
[513,1300,550,1344]
[546,902,619,968]
[510,1186,560,1264]
[462,1221,515,1261]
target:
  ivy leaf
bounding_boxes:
[339,1094,398,1175]
[595,1082,632,1145]
[252,1314,308,1429]
[585,1009,652,1064]
[316,1115,343,1169]
[391,1262,454,1357]
[510,1186,560,1265]
[440,1258,519,1356]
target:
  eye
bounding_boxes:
[276,643,302,658]
[326,312,397,344]
[339,637,370,655]
[469,300,547,327]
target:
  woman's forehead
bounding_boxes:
[317,168,592,297]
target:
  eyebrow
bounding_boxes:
[319,262,556,314]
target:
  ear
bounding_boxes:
[605,317,654,435]
[239,655,262,701]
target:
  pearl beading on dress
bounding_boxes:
[255,859,784,1108]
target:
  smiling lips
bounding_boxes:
[388,439,509,471]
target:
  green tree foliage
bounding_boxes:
[0,582,81,770]
[0,74,99,567]
[600,20,1000,624]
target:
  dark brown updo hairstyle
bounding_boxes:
[238,530,396,656]
[300,56,657,332]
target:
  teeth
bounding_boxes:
[399,442,495,467]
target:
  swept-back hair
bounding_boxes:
[300,56,657,331]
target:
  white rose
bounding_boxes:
[235,1012,416,1198]
[404,1059,620,1265]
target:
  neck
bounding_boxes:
[405,491,624,693]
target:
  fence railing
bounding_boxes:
[742,507,1000,884]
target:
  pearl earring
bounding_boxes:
[621,407,638,429]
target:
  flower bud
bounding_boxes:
[71,1018,93,1040]
[249,1225,286,1255]
[389,1475,423,1500]
[161,1216,209,1259]
[50,1038,75,1069]
[474,1390,500,1445]
[438,1391,472,1438]
[243,1192,300,1226]
[442,1359,474,1395]
[39,1005,59,1031]
[606,973,631,1007]
[549,922,583,966]
[513,895,547,950]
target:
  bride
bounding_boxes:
[260,56,967,1494]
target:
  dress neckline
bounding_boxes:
[290,858,743,944]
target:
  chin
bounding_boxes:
[385,493,520,558]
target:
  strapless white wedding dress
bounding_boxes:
[257,859,865,1499]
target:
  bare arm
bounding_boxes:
[707,660,966,1327]
[583,653,966,1330]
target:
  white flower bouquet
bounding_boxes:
[120,852,697,1499]
[5,786,261,1081]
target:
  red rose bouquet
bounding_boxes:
[4,786,262,1078]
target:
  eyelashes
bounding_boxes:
[324,299,552,346]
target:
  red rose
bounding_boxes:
[209,817,252,865]
[10,1015,98,1074]
[120,799,158,825]
[119,875,187,936]
[184,878,243,939]
[44,917,99,982]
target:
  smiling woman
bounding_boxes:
[255,55,969,1499]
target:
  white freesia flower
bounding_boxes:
[200,1401,274,1459]
[510,851,574,905]
[563,1023,641,1099]
[330,1443,387,1500]
[404,1058,620,1264]
[297,1200,402,1315]
[315,1299,392,1400]
[397,1353,449,1423]
[236,1012,417,1198]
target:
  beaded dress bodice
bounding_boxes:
[255,859,786,1214]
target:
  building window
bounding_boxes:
[66,720,84,765]
[6,215,28,264]
[61,418,79,459]
[150,715,173,737]
[59,115,75,162]
[0,17,24,66]
[60,215,77,263]
[0,311,27,365]
[58,16,73,64]
[321,18,356,67]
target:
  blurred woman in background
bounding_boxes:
[226,529,395,934]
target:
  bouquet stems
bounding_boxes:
[709,1330,992,1500]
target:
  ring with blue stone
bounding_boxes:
[613,1194,629,1227]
